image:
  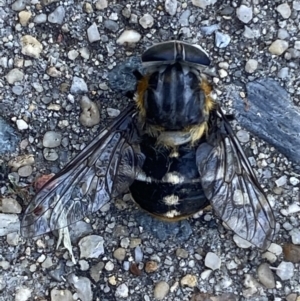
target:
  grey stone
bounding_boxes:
[70,76,88,93]
[236,5,253,23]
[257,263,275,288]
[87,23,100,43]
[6,68,24,84]
[48,6,65,24]
[67,274,92,301]
[276,261,294,280]
[232,78,300,164]
[215,31,231,48]
[34,13,47,23]
[104,20,119,32]
[78,235,104,259]
[165,0,177,16]
[42,131,62,148]
[12,0,26,11]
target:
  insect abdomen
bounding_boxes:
[130,137,209,220]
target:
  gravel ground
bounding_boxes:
[1,0,300,300]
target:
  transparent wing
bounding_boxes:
[21,104,144,237]
[196,107,276,250]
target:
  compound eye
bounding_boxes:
[142,42,176,63]
[142,41,211,67]
[183,43,211,66]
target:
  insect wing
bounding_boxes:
[196,108,276,250]
[21,104,143,237]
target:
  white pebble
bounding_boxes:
[269,40,289,56]
[204,252,221,270]
[268,243,283,256]
[290,228,300,244]
[245,59,258,73]
[233,234,253,249]
[276,261,294,280]
[139,13,154,29]
[276,3,291,19]
[15,287,32,301]
[117,30,141,45]
[115,283,129,298]
[275,175,287,187]
[165,0,177,16]
[16,119,28,130]
[236,5,253,24]
[87,23,100,43]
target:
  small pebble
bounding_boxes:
[79,96,100,127]
[276,3,291,19]
[135,246,143,263]
[16,119,28,130]
[257,263,275,288]
[236,5,253,24]
[95,0,108,10]
[7,232,19,246]
[21,35,43,58]
[191,0,217,9]
[245,59,258,73]
[2,198,22,214]
[204,252,221,270]
[139,13,154,28]
[68,50,79,60]
[12,0,26,11]
[145,261,158,273]
[42,257,54,269]
[276,261,294,280]
[83,3,93,13]
[233,235,253,249]
[289,176,300,186]
[107,108,120,117]
[90,262,104,282]
[34,13,47,23]
[42,131,62,148]
[71,76,88,94]
[115,283,129,298]
[87,23,101,43]
[51,288,73,301]
[268,243,283,256]
[275,175,287,187]
[105,261,114,271]
[43,148,58,161]
[201,269,212,280]
[104,20,119,32]
[15,287,32,301]
[48,6,65,24]
[6,68,24,84]
[201,24,219,35]
[278,28,290,40]
[215,31,231,48]
[180,274,197,288]
[278,67,289,79]
[154,281,169,300]
[165,0,177,16]
[18,165,32,177]
[78,235,104,259]
[67,274,92,301]
[117,30,141,45]
[236,130,250,143]
[18,10,31,26]
[294,1,300,10]
[290,228,300,244]
[113,248,126,261]
[176,248,189,259]
[269,40,289,56]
